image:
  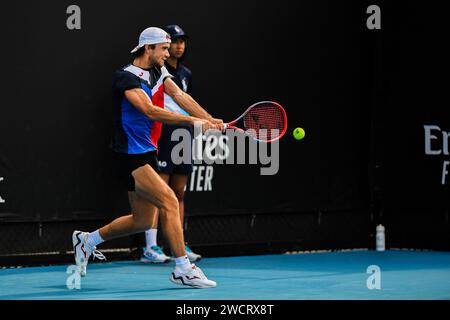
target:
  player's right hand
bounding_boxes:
[196,119,222,133]
[210,118,224,126]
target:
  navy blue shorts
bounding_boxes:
[157,124,193,176]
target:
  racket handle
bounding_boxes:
[223,123,228,130]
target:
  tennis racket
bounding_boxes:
[223,101,287,143]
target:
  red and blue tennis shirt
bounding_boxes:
[111,64,173,154]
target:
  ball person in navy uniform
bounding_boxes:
[140,25,202,263]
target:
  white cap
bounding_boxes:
[131,27,171,53]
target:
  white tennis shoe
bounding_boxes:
[140,246,171,263]
[72,230,106,277]
[170,264,217,288]
[185,245,202,262]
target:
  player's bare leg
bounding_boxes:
[131,165,185,257]
[169,174,188,224]
[169,174,202,262]
[98,193,157,240]
[73,165,175,275]
[149,173,171,230]
[97,165,184,256]
[140,173,171,263]
[73,164,216,287]
[148,173,200,261]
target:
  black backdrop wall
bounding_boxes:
[0,1,448,263]
[368,2,450,249]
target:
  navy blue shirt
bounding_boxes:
[165,63,193,95]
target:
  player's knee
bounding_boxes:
[160,187,179,214]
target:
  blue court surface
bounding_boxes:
[1,250,449,300]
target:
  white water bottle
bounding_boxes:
[376,225,385,251]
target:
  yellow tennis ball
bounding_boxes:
[293,127,305,140]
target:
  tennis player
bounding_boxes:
[72,27,222,288]
[141,24,201,264]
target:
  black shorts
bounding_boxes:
[158,124,193,176]
[112,151,160,191]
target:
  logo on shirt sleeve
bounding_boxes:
[182,78,188,92]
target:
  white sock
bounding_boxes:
[174,256,191,272]
[87,230,104,248]
[145,229,158,248]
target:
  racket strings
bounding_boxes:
[243,104,286,140]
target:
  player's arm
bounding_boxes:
[164,77,223,125]
[124,88,217,129]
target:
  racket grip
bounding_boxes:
[223,123,228,131]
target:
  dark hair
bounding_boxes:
[131,44,156,58]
